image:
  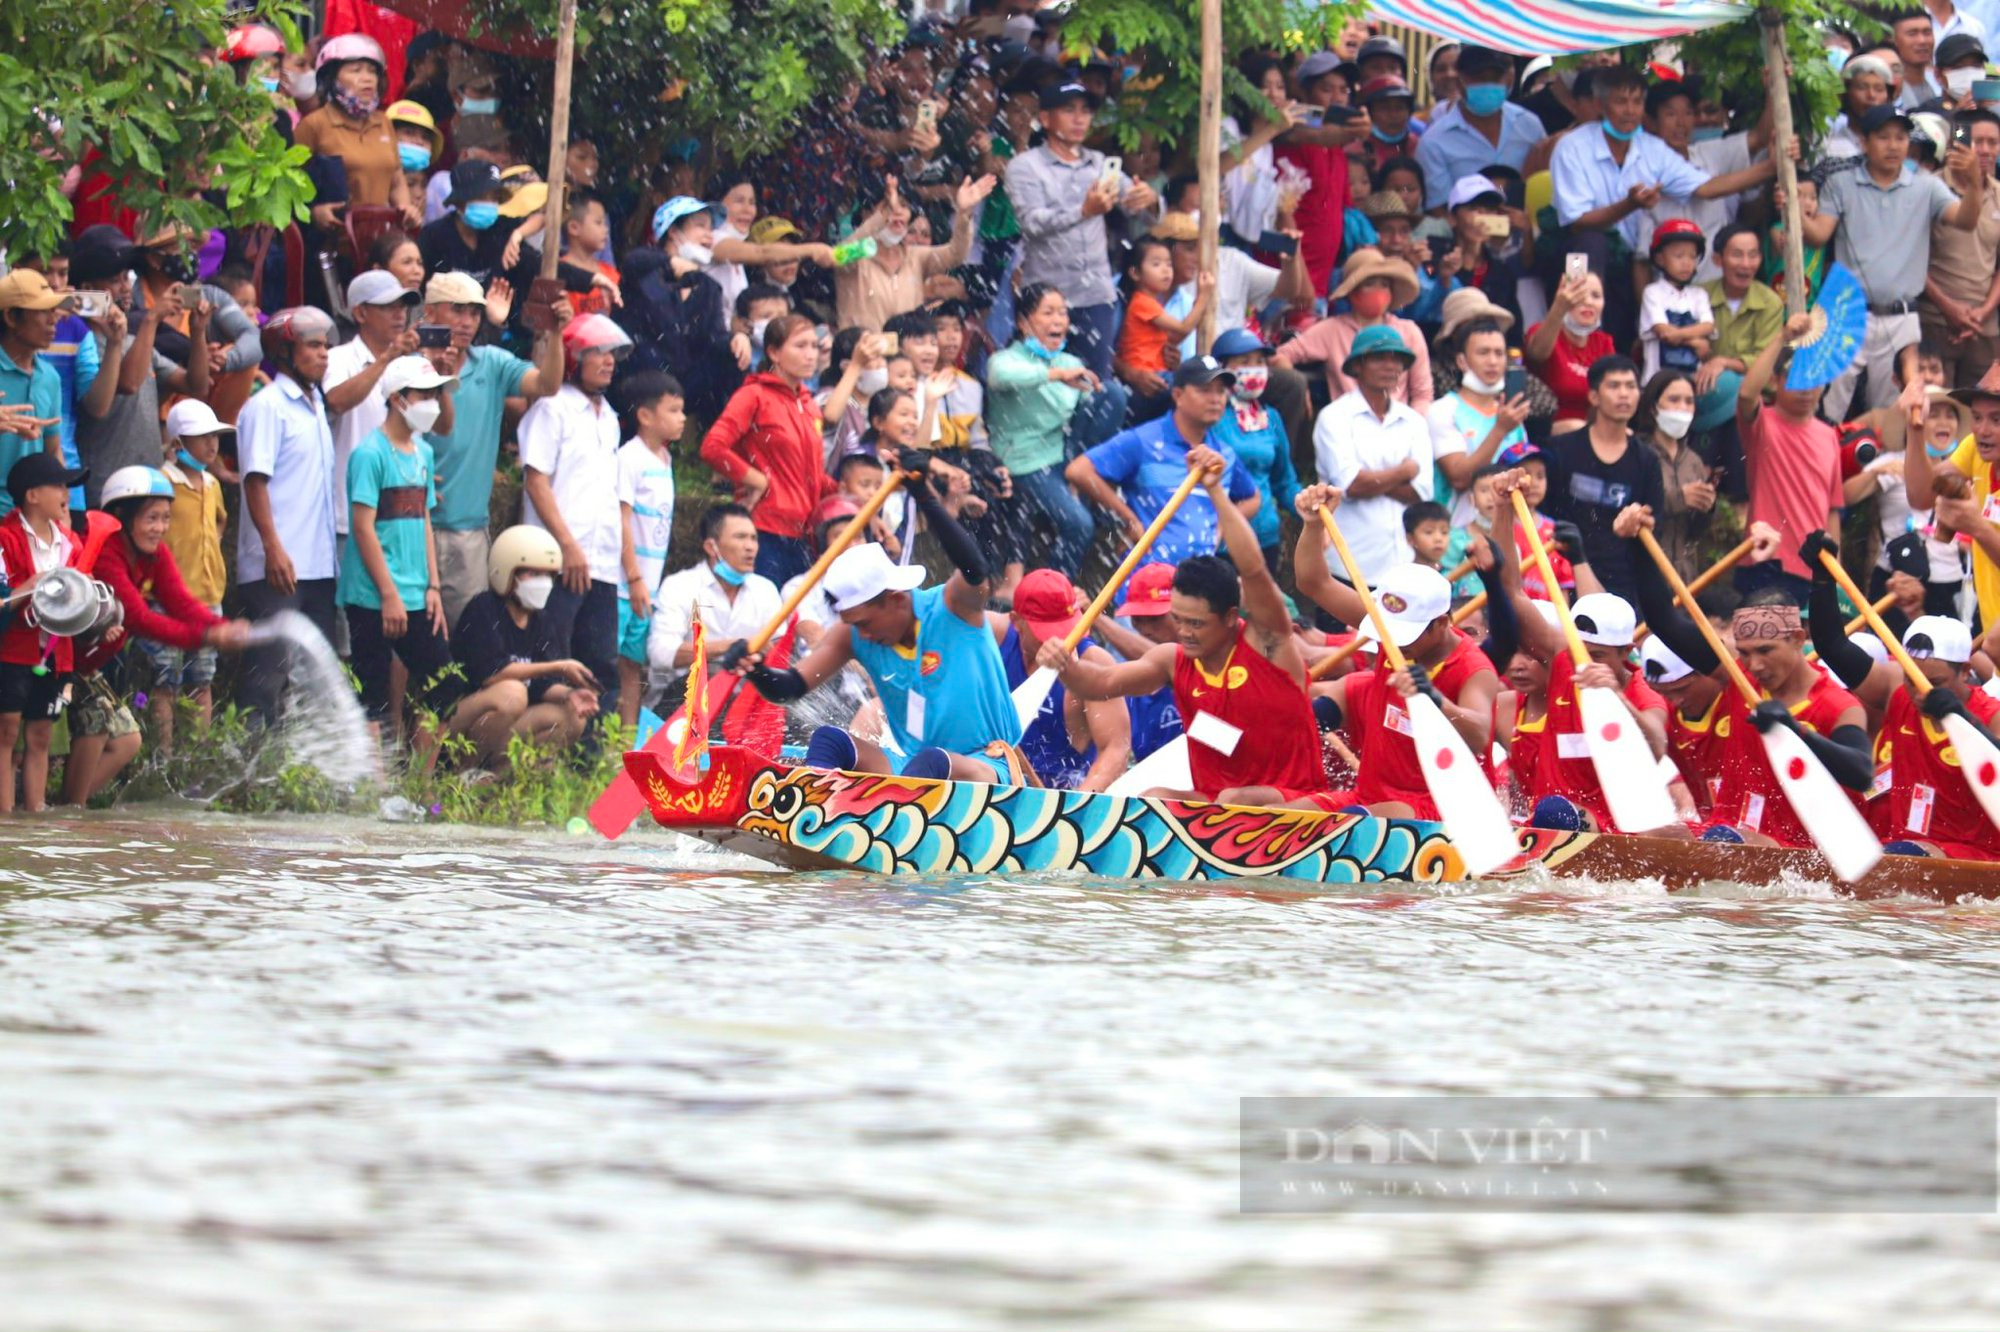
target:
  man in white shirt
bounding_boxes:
[520,314,627,724]
[1314,325,1434,585]
[323,272,426,544]
[237,306,341,724]
[647,503,782,696]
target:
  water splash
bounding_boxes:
[243,610,375,785]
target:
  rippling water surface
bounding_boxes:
[5,813,2000,1331]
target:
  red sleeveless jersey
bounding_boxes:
[1710,666,1865,847]
[1340,632,1496,818]
[1867,687,2000,859]
[1537,654,1668,830]
[1496,693,1552,807]
[1667,691,1730,815]
[1172,625,1327,798]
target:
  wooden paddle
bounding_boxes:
[1633,536,1753,642]
[1317,508,1519,875]
[1011,465,1203,728]
[1816,548,2000,839]
[1641,530,1882,880]
[1309,558,1478,680]
[1510,490,1679,833]
[587,469,910,839]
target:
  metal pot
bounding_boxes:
[28,567,116,639]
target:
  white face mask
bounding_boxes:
[677,242,714,265]
[1562,312,1602,337]
[1232,367,1269,400]
[285,70,318,99]
[856,365,890,395]
[401,398,442,434]
[1947,67,1981,97]
[514,573,554,610]
[1461,369,1504,396]
[879,226,909,247]
[1656,409,1695,439]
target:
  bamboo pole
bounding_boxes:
[1195,0,1221,352]
[1760,9,1806,316]
[537,0,579,286]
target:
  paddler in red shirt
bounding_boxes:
[1637,633,1727,820]
[1288,484,1500,818]
[1805,543,2000,861]
[1038,445,1331,806]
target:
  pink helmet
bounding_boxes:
[222,24,286,63]
[560,314,632,378]
[260,306,335,365]
[315,32,386,73]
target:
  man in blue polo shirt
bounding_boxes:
[0,270,67,515]
[1415,45,1546,211]
[1065,355,1261,568]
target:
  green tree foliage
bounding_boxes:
[0,0,316,259]
[1627,1,1881,145]
[1058,0,1369,151]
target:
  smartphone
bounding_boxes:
[1480,213,1511,238]
[177,281,205,310]
[881,331,900,355]
[1322,105,1362,125]
[63,290,112,319]
[1425,235,1452,265]
[1956,121,1974,147]
[1504,364,1528,399]
[417,323,452,349]
[1565,252,1589,284]
[1100,155,1124,190]
[1300,106,1325,127]
[1254,229,1299,256]
[915,99,938,133]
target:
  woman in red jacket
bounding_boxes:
[698,312,836,587]
[66,467,253,804]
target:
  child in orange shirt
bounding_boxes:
[1116,237,1214,421]
[564,190,621,317]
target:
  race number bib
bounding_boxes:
[906,691,926,740]
[1383,702,1414,738]
[1188,709,1243,755]
[1906,783,1936,836]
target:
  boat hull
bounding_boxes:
[625,747,2000,900]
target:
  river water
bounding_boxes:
[4,812,2000,1331]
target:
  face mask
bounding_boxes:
[712,558,747,587]
[879,226,909,247]
[1461,370,1504,396]
[514,573,554,610]
[1232,367,1269,399]
[1691,125,1726,143]
[285,70,318,99]
[676,242,714,265]
[1023,335,1062,362]
[462,201,500,231]
[1463,83,1508,117]
[331,88,379,120]
[1827,47,1851,72]
[260,77,282,94]
[1602,119,1637,142]
[461,97,499,116]
[1947,67,1981,97]
[857,366,891,394]
[1371,126,1409,144]
[1350,287,1394,319]
[175,449,207,473]
[1656,409,1695,439]
[398,143,432,172]
[751,318,771,355]
[1562,312,1601,337]
[401,398,442,434]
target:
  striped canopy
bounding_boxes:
[1364,0,1751,56]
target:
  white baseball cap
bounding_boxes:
[825,542,925,612]
[164,398,232,442]
[1639,634,1693,685]
[347,269,420,309]
[1904,615,1973,664]
[378,354,458,398]
[1571,592,1637,647]
[1358,563,1451,647]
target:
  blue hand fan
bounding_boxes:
[1785,262,1867,392]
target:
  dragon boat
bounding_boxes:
[625,746,2000,901]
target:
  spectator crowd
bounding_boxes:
[6,1,2000,860]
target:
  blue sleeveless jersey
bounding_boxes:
[850,585,1020,765]
[1125,687,1183,761]
[999,624,1096,790]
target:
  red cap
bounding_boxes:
[1014,568,1083,640]
[1113,561,1176,617]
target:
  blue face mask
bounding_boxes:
[712,559,747,587]
[1463,83,1508,117]
[461,200,500,231]
[175,449,206,473]
[398,143,432,172]
[259,77,281,93]
[1603,120,1638,142]
[1023,336,1063,362]
[1691,125,1726,143]
[1827,47,1851,72]
[1371,126,1409,144]
[461,97,498,116]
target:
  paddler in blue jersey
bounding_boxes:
[993,568,1132,791]
[731,471,1025,782]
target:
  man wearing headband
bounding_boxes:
[1632,520,1874,846]
[1808,550,2000,860]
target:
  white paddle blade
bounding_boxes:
[1756,724,1882,882]
[1108,735,1192,797]
[1408,694,1520,876]
[1012,666,1058,731]
[1941,712,2000,837]
[1577,686,1680,833]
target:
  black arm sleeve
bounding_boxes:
[1799,723,1876,792]
[1477,561,1518,671]
[1632,548,1722,676]
[1809,571,1875,690]
[910,475,989,585]
[746,665,810,701]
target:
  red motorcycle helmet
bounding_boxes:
[560,313,632,379]
[1648,216,1707,261]
[222,24,286,64]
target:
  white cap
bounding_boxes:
[825,542,926,612]
[1851,632,1891,667]
[1571,592,1637,647]
[1358,564,1451,647]
[378,354,458,398]
[1904,615,1973,664]
[347,269,419,309]
[164,398,232,441]
[1446,174,1505,210]
[1639,634,1694,685]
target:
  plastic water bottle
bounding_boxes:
[830,236,878,267]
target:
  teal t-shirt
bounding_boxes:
[338,429,437,610]
[0,353,63,517]
[848,585,1021,760]
[429,344,530,532]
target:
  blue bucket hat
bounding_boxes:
[1340,324,1416,376]
[1210,327,1274,360]
[651,196,716,243]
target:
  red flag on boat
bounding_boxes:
[668,621,711,781]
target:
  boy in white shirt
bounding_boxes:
[1639,220,1716,380]
[614,371,685,726]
